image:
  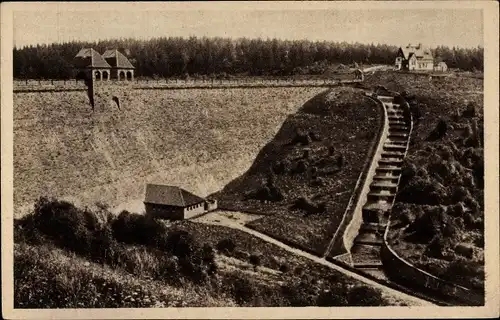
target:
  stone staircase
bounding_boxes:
[350,95,411,279]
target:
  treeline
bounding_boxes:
[13,37,483,79]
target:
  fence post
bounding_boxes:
[51,79,54,85]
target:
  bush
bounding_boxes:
[451,186,470,203]
[216,238,236,254]
[289,129,312,146]
[111,211,166,246]
[293,159,309,174]
[291,197,326,215]
[279,263,289,273]
[347,286,386,306]
[163,230,196,259]
[427,119,448,141]
[316,287,348,306]
[26,197,97,254]
[230,276,256,305]
[336,154,344,169]
[249,254,261,270]
[462,103,476,118]
[397,176,449,206]
[280,280,317,306]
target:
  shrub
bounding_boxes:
[280,280,317,306]
[163,230,196,259]
[462,103,476,118]
[448,202,467,217]
[427,119,448,141]
[451,186,470,203]
[399,162,417,188]
[216,238,236,254]
[27,197,96,254]
[443,256,484,290]
[293,159,309,174]
[336,154,344,169]
[272,160,289,175]
[249,254,261,270]
[279,263,289,273]
[246,179,284,202]
[111,211,166,246]
[309,131,321,141]
[290,128,312,145]
[405,206,447,243]
[291,197,326,215]
[230,276,256,305]
[397,176,449,206]
[316,287,348,306]
[454,243,474,259]
[347,285,386,306]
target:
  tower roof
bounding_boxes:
[74,48,111,68]
[400,44,433,61]
[102,49,135,69]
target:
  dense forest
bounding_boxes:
[13,37,484,79]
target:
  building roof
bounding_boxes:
[400,44,433,61]
[144,184,205,207]
[74,48,112,68]
[102,49,135,69]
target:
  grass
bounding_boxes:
[216,87,381,255]
[365,71,484,293]
[14,84,325,217]
[14,242,236,308]
[13,198,407,307]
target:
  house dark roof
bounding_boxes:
[74,48,112,68]
[102,49,135,69]
[400,44,433,61]
[144,184,205,207]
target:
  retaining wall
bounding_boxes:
[341,94,389,254]
[381,230,484,305]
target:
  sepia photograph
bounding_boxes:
[1,1,499,319]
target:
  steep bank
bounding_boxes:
[14,84,325,217]
[365,72,485,294]
[216,87,381,254]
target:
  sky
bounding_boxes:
[12,2,484,49]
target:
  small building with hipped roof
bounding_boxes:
[144,184,217,220]
[74,48,112,81]
[102,49,135,81]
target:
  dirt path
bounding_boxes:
[193,210,434,306]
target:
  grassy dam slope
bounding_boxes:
[14,84,325,217]
[217,87,380,255]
